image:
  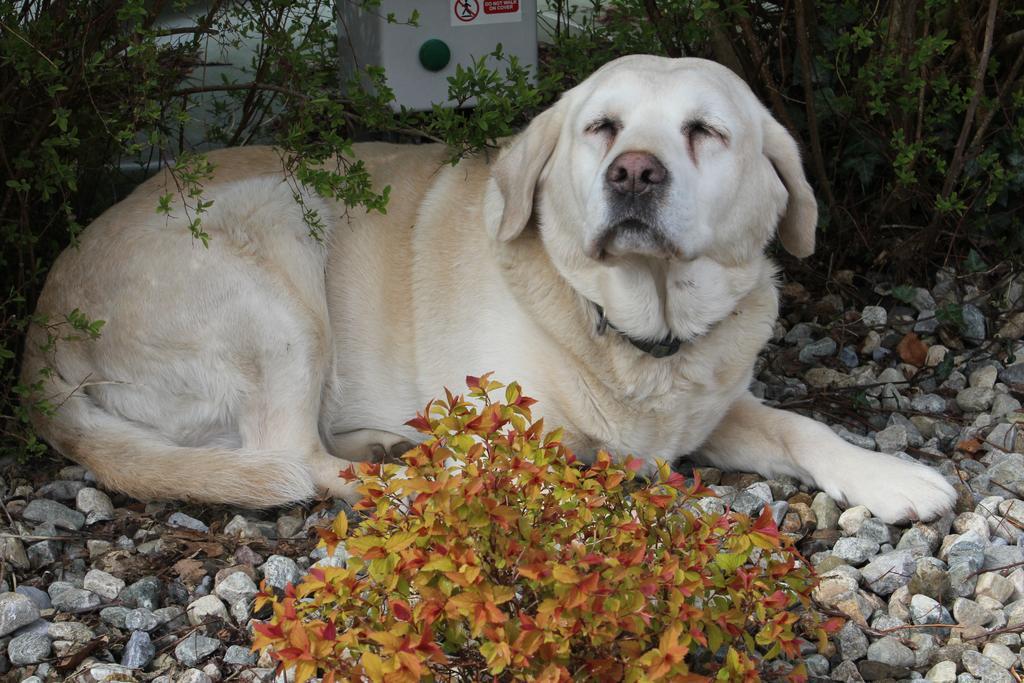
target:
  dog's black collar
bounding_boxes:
[592,302,683,359]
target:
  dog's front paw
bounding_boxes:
[820,452,956,525]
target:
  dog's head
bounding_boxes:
[487,55,816,264]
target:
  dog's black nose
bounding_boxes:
[605,152,667,195]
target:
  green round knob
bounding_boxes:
[418,39,451,72]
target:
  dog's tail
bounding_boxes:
[25,366,318,508]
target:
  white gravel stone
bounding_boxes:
[837,506,871,536]
[982,642,1017,669]
[925,345,949,367]
[214,572,258,605]
[976,572,1015,603]
[957,387,996,412]
[861,305,887,327]
[75,487,114,524]
[177,669,214,683]
[83,569,125,600]
[969,366,998,389]
[926,660,957,682]
[187,595,230,626]
[260,555,301,589]
[167,512,209,533]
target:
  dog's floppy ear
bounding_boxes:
[489,101,566,241]
[763,117,818,257]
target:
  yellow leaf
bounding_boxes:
[552,564,580,584]
[385,530,417,553]
[361,651,386,682]
[332,512,348,539]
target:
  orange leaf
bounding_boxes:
[896,332,928,367]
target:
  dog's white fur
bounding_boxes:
[23,56,956,523]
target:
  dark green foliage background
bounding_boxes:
[2,0,1021,458]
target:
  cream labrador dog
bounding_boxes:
[23,55,956,523]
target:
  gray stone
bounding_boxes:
[875,424,909,453]
[837,621,868,660]
[911,393,948,414]
[811,492,841,531]
[224,514,263,537]
[22,498,84,530]
[37,480,86,500]
[985,543,1024,570]
[910,593,954,627]
[729,490,767,517]
[861,550,915,596]
[83,569,125,600]
[51,586,101,613]
[785,322,817,345]
[13,618,50,636]
[832,537,880,566]
[121,576,161,609]
[839,345,859,368]
[27,539,63,567]
[122,630,155,669]
[831,660,865,682]
[898,524,941,555]
[957,387,995,412]
[982,642,1017,669]
[48,621,94,642]
[76,487,114,524]
[999,363,1024,387]
[857,518,897,545]
[100,606,129,628]
[177,670,214,683]
[925,660,957,683]
[167,512,209,533]
[962,650,1013,682]
[867,635,915,667]
[260,555,301,589]
[992,394,1023,419]
[174,633,220,666]
[214,572,258,606]
[0,538,29,571]
[0,592,41,636]
[7,632,51,666]
[125,607,159,631]
[14,586,50,610]
[910,287,936,312]
[962,304,986,344]
[799,337,837,363]
[154,605,188,630]
[953,597,996,626]
[224,644,257,666]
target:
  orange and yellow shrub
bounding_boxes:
[253,375,837,681]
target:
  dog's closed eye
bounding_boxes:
[683,119,727,163]
[586,116,621,138]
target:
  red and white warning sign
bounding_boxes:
[452,0,521,26]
